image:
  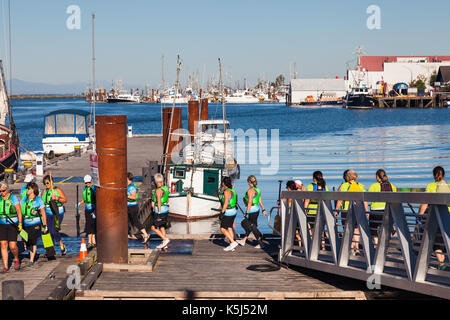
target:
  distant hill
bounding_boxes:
[7,79,87,95]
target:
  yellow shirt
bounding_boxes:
[425,181,450,212]
[338,182,365,211]
[306,183,329,214]
[368,182,397,210]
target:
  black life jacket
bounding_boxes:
[380,181,392,192]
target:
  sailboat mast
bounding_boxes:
[91,13,96,148]
[163,55,181,173]
[219,58,227,167]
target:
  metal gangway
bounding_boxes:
[277,191,450,299]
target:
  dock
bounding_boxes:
[376,94,448,108]
[1,134,446,300]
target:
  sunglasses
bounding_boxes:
[44,181,51,185]
[0,189,7,193]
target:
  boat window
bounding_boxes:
[45,116,56,135]
[202,123,230,134]
[75,115,86,134]
[55,114,75,134]
[174,168,185,179]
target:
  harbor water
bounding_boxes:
[12,99,450,236]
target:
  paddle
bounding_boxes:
[5,214,28,242]
[76,185,80,237]
[38,212,55,259]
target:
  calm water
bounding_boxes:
[11,99,450,235]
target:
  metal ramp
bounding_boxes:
[278,191,450,299]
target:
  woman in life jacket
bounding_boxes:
[286,180,304,251]
[79,175,97,249]
[368,169,397,246]
[334,170,369,256]
[219,177,239,252]
[151,173,170,249]
[41,175,67,255]
[0,182,22,272]
[418,166,449,270]
[22,182,47,266]
[303,171,329,250]
[237,175,266,249]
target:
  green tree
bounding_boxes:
[409,75,427,90]
[429,71,438,86]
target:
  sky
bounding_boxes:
[1,0,450,90]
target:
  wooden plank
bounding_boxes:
[76,289,366,300]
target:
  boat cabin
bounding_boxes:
[43,109,92,157]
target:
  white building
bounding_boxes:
[347,56,450,92]
[288,78,348,105]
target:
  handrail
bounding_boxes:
[278,190,450,300]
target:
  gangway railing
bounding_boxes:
[279,191,450,299]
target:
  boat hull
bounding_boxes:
[0,145,18,176]
[345,94,377,109]
[168,192,221,220]
[43,137,91,156]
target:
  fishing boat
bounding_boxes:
[0,61,19,175]
[164,58,239,220]
[344,46,377,110]
[225,90,260,103]
[301,93,344,106]
[160,87,189,104]
[106,90,141,103]
[42,109,93,158]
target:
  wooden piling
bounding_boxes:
[162,107,182,164]
[200,98,208,120]
[188,100,199,140]
[95,115,128,264]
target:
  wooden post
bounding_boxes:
[95,115,128,264]
[162,107,182,164]
[188,100,199,141]
[200,98,208,120]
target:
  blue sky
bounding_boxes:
[1,0,450,89]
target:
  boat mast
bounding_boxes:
[163,55,181,173]
[91,13,96,150]
[218,58,227,167]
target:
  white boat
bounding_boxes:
[166,119,239,220]
[160,87,189,104]
[164,58,239,220]
[106,91,141,103]
[225,90,260,103]
[42,109,93,157]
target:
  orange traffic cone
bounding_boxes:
[76,238,88,261]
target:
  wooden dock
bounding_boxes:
[76,239,372,300]
[376,94,448,108]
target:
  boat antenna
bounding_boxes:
[91,13,96,151]
[163,55,181,174]
[218,58,227,167]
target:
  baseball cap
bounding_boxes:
[294,180,303,188]
[24,174,34,183]
[84,175,92,183]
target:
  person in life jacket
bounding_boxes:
[219,177,239,252]
[20,173,37,202]
[151,173,170,249]
[21,182,47,267]
[237,175,266,248]
[41,175,67,255]
[368,169,397,246]
[303,171,329,250]
[418,166,450,270]
[79,175,97,249]
[286,180,304,252]
[127,172,150,244]
[334,170,369,256]
[0,182,23,272]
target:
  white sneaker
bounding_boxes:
[161,239,170,248]
[224,241,238,251]
[254,244,261,249]
[236,239,246,246]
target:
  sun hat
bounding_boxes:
[84,174,92,183]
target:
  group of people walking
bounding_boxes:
[0,173,97,272]
[286,166,449,270]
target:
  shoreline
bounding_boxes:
[11,95,84,100]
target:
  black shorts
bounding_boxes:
[369,210,384,237]
[220,215,236,229]
[128,205,144,230]
[153,213,168,229]
[85,209,97,235]
[24,224,42,247]
[0,224,18,242]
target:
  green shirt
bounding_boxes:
[338,182,365,211]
